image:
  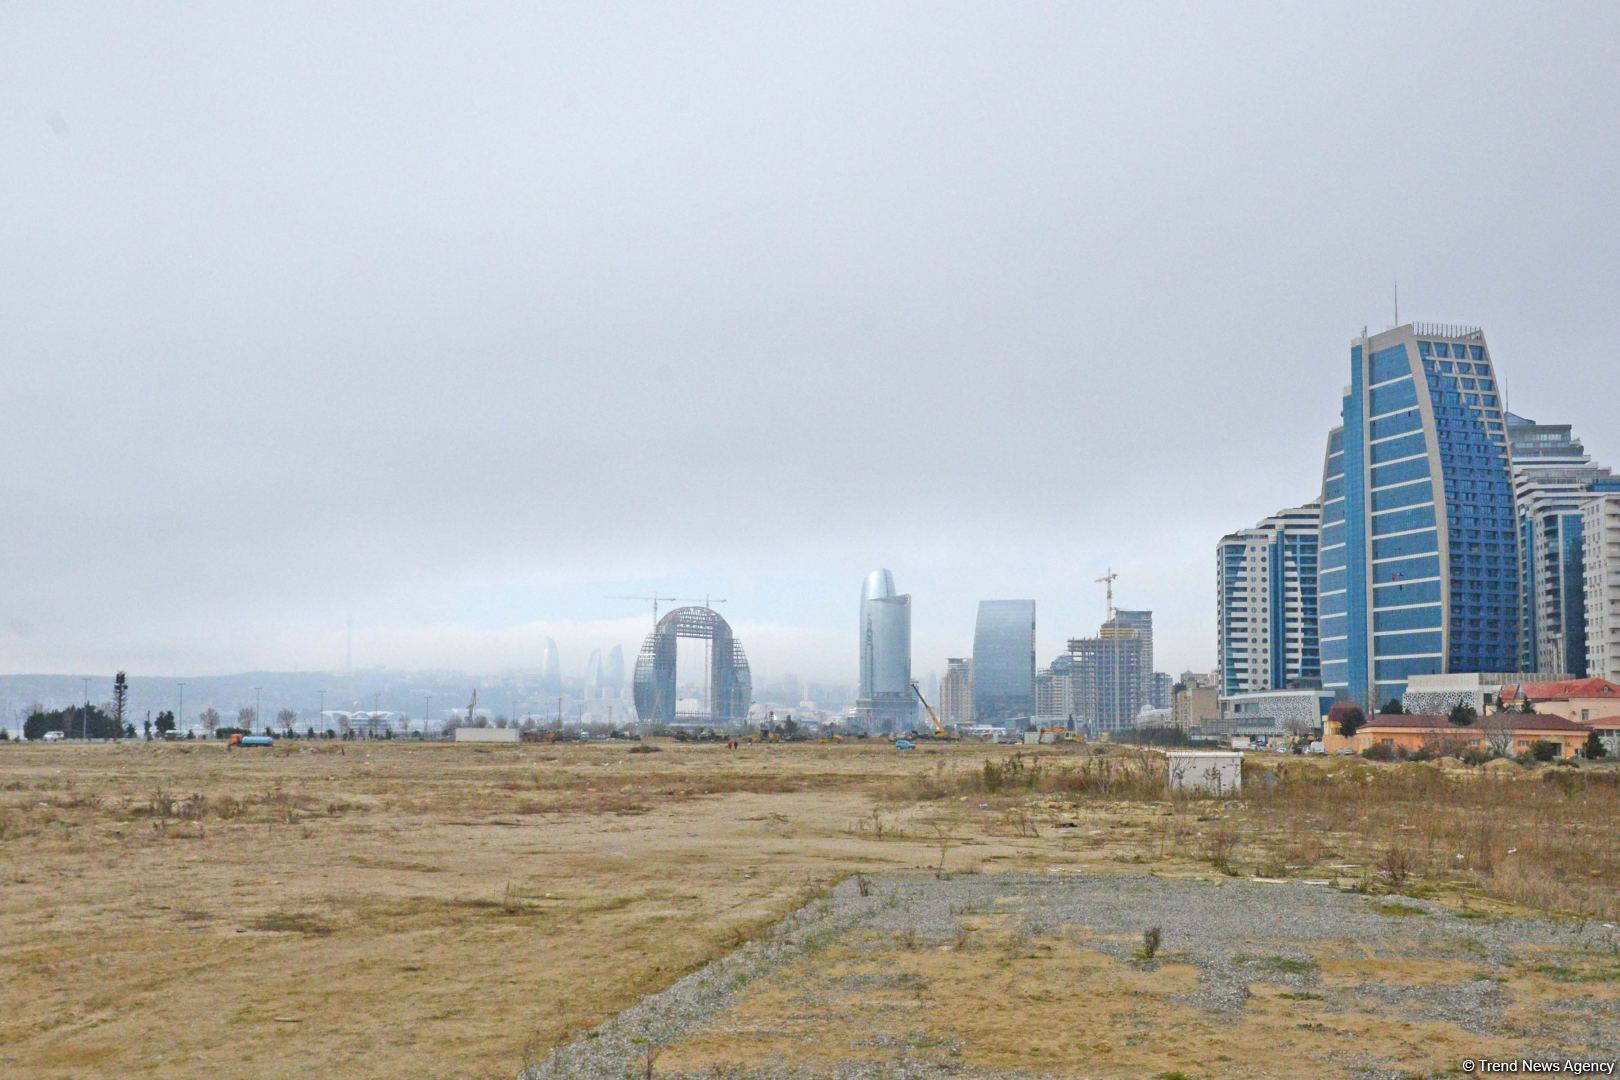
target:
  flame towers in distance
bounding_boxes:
[856,569,915,733]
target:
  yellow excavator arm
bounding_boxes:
[910,681,949,738]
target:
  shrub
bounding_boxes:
[1138,926,1162,960]
[1362,742,1395,762]
[1378,844,1416,889]
[1449,703,1478,727]
[1531,739,1560,764]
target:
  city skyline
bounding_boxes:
[4,6,1618,687]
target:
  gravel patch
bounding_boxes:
[523,873,1620,1080]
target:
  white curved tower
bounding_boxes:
[542,637,562,694]
[856,568,914,732]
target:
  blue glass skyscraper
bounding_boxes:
[1318,323,1519,707]
[972,599,1036,725]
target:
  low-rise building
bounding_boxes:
[1215,688,1332,738]
[1172,673,1221,731]
[1348,712,1590,759]
[1402,672,1572,716]
[1497,678,1620,725]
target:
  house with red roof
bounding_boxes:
[1342,711,1594,759]
[1497,678,1620,726]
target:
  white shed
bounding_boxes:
[1166,751,1243,795]
[453,727,520,744]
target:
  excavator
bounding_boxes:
[909,682,958,742]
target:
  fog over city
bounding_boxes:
[4,3,1618,685]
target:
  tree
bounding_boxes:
[237,705,257,729]
[1530,739,1560,763]
[24,705,121,740]
[276,708,298,734]
[1448,703,1478,727]
[1379,699,1405,715]
[198,707,221,736]
[112,671,129,730]
[1520,698,1537,714]
[1329,702,1365,740]
[1481,710,1515,757]
[154,710,176,736]
[1583,730,1607,759]
[123,722,135,739]
[143,717,152,740]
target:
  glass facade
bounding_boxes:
[1319,324,1519,707]
[856,569,914,732]
[972,599,1036,724]
[1507,412,1619,677]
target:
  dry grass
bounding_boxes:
[889,747,1620,923]
[0,739,1052,1079]
[653,918,1581,1080]
[3,739,1617,1078]
[1241,758,1620,920]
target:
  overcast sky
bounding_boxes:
[4,3,1618,686]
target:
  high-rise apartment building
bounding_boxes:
[939,658,972,725]
[1034,666,1073,724]
[972,600,1036,725]
[1319,323,1519,707]
[1068,610,1153,732]
[1584,493,1620,682]
[1115,610,1154,678]
[856,569,914,732]
[1149,670,1173,710]
[1217,502,1321,696]
[1508,413,1619,677]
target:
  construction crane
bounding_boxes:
[1095,568,1119,619]
[910,681,956,740]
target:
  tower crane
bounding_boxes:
[1095,568,1119,620]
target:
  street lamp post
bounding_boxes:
[254,687,262,735]
[177,682,185,736]
[318,689,326,735]
[81,677,90,741]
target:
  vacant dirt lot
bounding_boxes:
[2,740,1616,1078]
[0,740,1086,1078]
[537,873,1620,1079]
